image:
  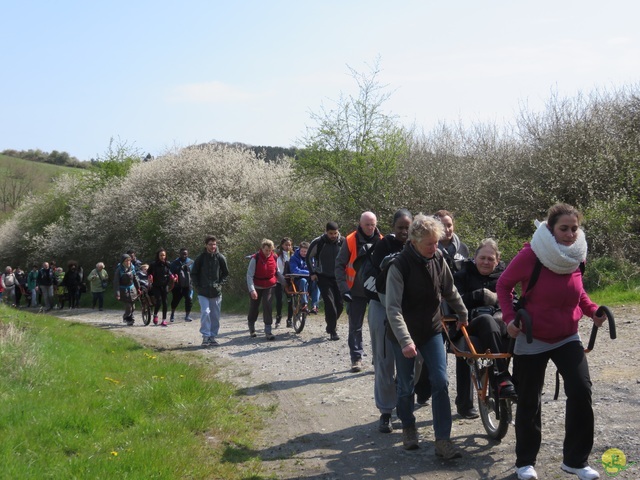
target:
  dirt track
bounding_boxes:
[52,305,640,479]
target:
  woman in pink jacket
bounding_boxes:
[497,203,606,480]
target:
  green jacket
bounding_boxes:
[191,249,229,298]
[88,268,108,293]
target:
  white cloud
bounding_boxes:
[167,81,259,104]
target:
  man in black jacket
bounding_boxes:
[191,235,229,347]
[36,262,56,311]
[307,221,344,341]
[335,212,382,372]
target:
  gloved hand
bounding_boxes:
[342,292,353,303]
[482,288,498,306]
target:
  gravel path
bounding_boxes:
[51,305,640,479]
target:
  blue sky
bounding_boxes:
[2,1,639,160]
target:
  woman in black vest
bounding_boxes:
[385,214,468,459]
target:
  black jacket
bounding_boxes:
[453,259,505,317]
[148,260,172,288]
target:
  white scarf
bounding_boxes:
[530,220,587,274]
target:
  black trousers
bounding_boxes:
[513,340,593,468]
[151,285,168,318]
[274,282,293,321]
[171,286,193,314]
[317,275,343,334]
[455,314,508,411]
[248,287,274,328]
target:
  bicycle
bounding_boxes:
[139,288,153,326]
[284,274,309,333]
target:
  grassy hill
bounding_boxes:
[0,154,85,221]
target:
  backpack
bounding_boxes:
[178,262,191,288]
[375,252,403,294]
[356,244,380,301]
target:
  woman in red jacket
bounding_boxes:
[246,239,283,340]
[497,203,606,480]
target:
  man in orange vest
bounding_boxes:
[335,211,382,372]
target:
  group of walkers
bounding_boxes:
[237,203,603,480]
[1,261,87,311]
[1,202,606,479]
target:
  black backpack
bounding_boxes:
[356,245,380,301]
[375,252,402,295]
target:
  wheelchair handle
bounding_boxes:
[508,309,533,354]
[586,305,616,352]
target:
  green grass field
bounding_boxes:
[0,154,84,221]
[0,306,273,479]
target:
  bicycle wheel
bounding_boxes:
[478,380,512,440]
[141,298,151,326]
[293,308,307,333]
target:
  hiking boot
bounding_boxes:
[351,359,363,373]
[249,329,257,338]
[209,337,219,346]
[457,407,479,419]
[516,465,538,480]
[201,336,211,347]
[435,439,462,459]
[560,463,599,480]
[330,332,340,341]
[265,332,275,341]
[378,414,393,433]
[402,425,419,450]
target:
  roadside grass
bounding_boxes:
[588,280,640,307]
[0,306,273,480]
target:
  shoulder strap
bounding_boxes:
[523,258,543,300]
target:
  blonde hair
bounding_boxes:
[261,238,275,249]
[409,214,445,243]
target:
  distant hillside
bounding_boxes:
[0,154,84,220]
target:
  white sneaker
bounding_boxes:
[516,465,538,480]
[561,463,600,480]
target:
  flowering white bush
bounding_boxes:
[0,144,313,292]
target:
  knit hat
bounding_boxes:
[121,253,132,262]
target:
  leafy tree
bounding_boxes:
[295,59,410,223]
[89,137,144,182]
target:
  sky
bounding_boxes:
[2,1,639,161]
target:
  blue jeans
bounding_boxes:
[392,333,452,440]
[310,279,320,308]
[295,277,309,305]
[198,295,222,338]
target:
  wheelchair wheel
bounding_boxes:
[293,309,307,334]
[478,394,512,441]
